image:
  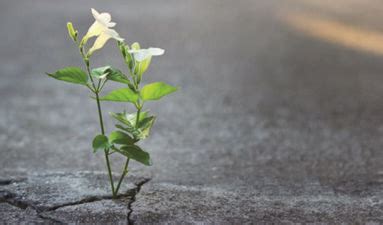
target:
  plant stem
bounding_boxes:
[115,158,129,194]
[114,60,142,196]
[95,91,116,197]
[95,92,105,134]
[135,107,141,126]
[83,57,116,198]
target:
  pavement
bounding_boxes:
[0,0,383,223]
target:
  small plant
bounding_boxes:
[46,9,177,198]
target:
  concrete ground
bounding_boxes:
[0,0,383,223]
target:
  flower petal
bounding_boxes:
[91,8,114,27]
[130,50,151,62]
[88,32,112,55]
[148,48,165,56]
[108,22,116,27]
[91,8,100,19]
[128,47,165,62]
[104,29,124,41]
[97,12,112,25]
[87,29,124,55]
[86,21,106,38]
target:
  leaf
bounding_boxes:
[141,82,178,101]
[137,116,156,140]
[111,111,148,127]
[111,112,140,138]
[91,66,132,86]
[108,69,131,85]
[46,67,88,85]
[115,124,137,135]
[109,131,135,145]
[115,145,152,166]
[91,66,110,78]
[111,112,135,127]
[100,88,139,103]
[111,111,154,140]
[92,135,109,153]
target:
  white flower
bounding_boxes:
[128,48,165,62]
[86,8,116,38]
[84,8,124,55]
[88,29,124,55]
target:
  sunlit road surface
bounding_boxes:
[280,0,383,56]
[282,12,383,56]
[0,0,383,222]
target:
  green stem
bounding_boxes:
[115,158,129,194]
[83,56,116,198]
[135,107,141,126]
[95,87,116,198]
[95,91,115,197]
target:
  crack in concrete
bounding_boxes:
[0,190,63,224]
[0,178,26,185]
[1,178,151,224]
[0,180,13,185]
[0,190,31,210]
[46,195,115,211]
[45,191,139,211]
[37,212,64,224]
[127,178,151,225]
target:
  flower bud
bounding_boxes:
[67,22,78,42]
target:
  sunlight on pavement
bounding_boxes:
[285,0,379,15]
[280,12,383,56]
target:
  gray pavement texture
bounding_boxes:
[1,0,383,224]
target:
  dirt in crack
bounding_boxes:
[127,178,151,225]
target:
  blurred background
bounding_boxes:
[1,0,383,191]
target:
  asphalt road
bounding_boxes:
[1,0,383,222]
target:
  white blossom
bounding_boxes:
[84,8,124,55]
[128,48,165,62]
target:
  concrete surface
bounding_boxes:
[0,172,148,224]
[1,0,383,223]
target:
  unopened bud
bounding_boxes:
[66,22,78,42]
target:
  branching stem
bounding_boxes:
[82,54,116,198]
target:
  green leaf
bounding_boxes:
[115,124,137,135]
[141,82,178,101]
[111,111,148,127]
[100,88,139,103]
[91,66,132,86]
[111,112,135,127]
[115,145,152,166]
[111,111,154,140]
[111,112,140,138]
[109,131,135,145]
[92,135,109,153]
[46,67,88,85]
[91,66,110,78]
[137,116,155,140]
